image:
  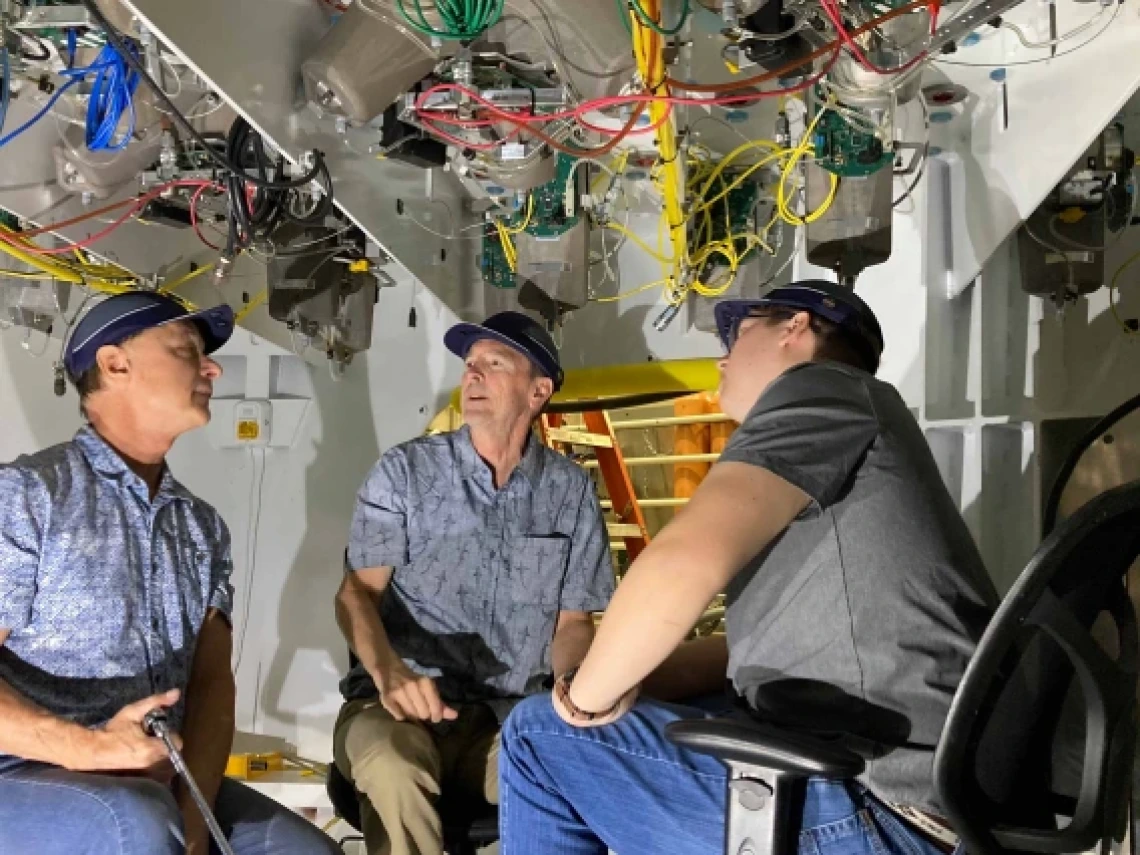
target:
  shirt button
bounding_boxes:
[152,618,161,631]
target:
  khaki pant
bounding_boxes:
[333,698,500,855]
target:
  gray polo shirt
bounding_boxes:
[720,362,998,813]
[343,426,613,716]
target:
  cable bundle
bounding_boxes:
[395,0,504,40]
[218,118,334,256]
[83,43,141,152]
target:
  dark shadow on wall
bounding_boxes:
[256,354,384,732]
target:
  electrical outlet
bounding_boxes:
[234,400,272,447]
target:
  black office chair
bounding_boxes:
[668,480,1140,855]
[326,760,499,854]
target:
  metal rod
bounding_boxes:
[610,414,733,430]
[584,453,721,468]
[144,710,237,855]
[602,497,689,508]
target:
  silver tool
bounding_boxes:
[143,708,238,855]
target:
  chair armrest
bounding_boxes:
[665,718,866,778]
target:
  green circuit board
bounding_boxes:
[812,109,893,178]
[481,230,516,289]
[524,154,580,238]
[690,174,763,266]
[480,154,580,288]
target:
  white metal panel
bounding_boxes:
[121,0,486,320]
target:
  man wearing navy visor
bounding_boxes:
[0,291,339,855]
[498,280,999,855]
[333,311,613,855]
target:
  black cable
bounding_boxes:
[893,144,927,208]
[1042,391,1140,535]
[18,33,52,62]
[77,0,326,191]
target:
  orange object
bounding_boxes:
[673,395,711,513]
[542,412,650,561]
[707,394,736,456]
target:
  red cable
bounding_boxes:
[189,184,224,251]
[412,47,840,150]
[16,179,212,238]
[818,0,935,76]
[0,179,217,256]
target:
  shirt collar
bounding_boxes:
[74,425,194,504]
[456,424,545,488]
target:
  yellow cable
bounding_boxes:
[590,151,631,194]
[631,1,686,293]
[234,290,268,323]
[505,196,534,235]
[777,104,838,227]
[591,278,667,303]
[0,226,135,289]
[690,150,788,221]
[1109,248,1140,337]
[605,222,675,265]
[161,262,216,293]
[0,269,60,280]
[495,221,517,272]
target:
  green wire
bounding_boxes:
[613,0,633,32]
[396,0,504,40]
[628,0,691,36]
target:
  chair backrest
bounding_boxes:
[934,481,1140,855]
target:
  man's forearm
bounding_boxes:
[641,635,730,702]
[335,589,400,681]
[570,533,724,712]
[0,674,95,768]
[551,616,596,679]
[568,464,807,713]
[178,612,237,851]
[177,668,235,815]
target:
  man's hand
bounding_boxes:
[376,660,458,723]
[552,683,640,729]
[75,689,182,772]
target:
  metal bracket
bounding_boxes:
[894,142,926,177]
[10,4,94,29]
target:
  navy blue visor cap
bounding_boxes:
[714,280,885,374]
[64,290,235,378]
[444,311,564,391]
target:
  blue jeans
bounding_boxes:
[499,695,951,855]
[0,759,341,855]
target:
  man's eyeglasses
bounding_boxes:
[723,308,791,352]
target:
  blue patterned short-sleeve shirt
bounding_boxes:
[343,426,614,713]
[0,426,234,750]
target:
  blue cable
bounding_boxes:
[81,43,140,152]
[0,48,10,137]
[0,43,138,151]
[0,76,82,149]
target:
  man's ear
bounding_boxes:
[780,311,812,346]
[95,343,131,388]
[532,376,554,407]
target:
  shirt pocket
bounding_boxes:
[507,536,569,607]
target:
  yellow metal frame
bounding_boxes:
[443,358,722,420]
